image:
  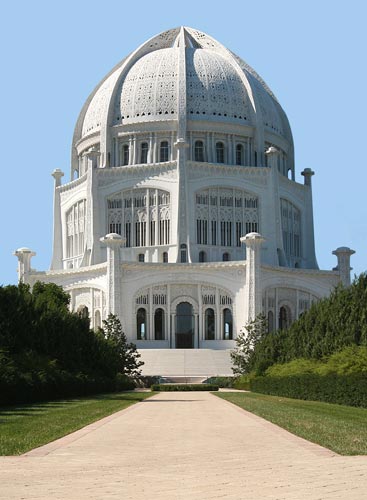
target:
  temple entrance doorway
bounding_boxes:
[176,302,194,348]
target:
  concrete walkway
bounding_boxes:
[1,391,366,499]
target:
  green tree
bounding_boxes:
[231,314,268,375]
[101,314,144,379]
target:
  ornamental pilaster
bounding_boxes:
[241,232,265,323]
[13,248,36,284]
[332,247,355,287]
[100,233,124,318]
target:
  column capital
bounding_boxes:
[301,168,315,186]
[265,146,280,156]
[100,233,125,247]
[265,147,279,169]
[13,247,36,258]
[240,232,265,247]
[174,138,189,149]
[51,169,64,187]
[332,246,355,286]
[332,246,355,258]
[13,247,36,283]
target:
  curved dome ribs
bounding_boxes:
[73,26,294,176]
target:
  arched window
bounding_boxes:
[107,188,171,249]
[267,311,274,333]
[140,142,148,163]
[205,308,215,340]
[223,308,233,340]
[222,252,230,262]
[94,310,101,329]
[137,308,146,340]
[216,142,225,163]
[195,188,259,249]
[138,253,145,262]
[199,251,206,262]
[236,144,244,166]
[66,199,87,259]
[280,199,301,263]
[122,144,129,166]
[279,306,290,330]
[160,141,169,162]
[154,308,165,340]
[194,140,204,162]
[162,251,168,263]
[180,243,187,263]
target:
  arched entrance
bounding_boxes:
[176,302,194,348]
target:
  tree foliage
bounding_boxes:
[100,314,143,379]
[245,274,367,375]
[0,282,138,404]
[230,314,268,375]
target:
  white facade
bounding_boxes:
[15,27,354,350]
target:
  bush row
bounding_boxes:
[204,376,236,388]
[151,384,219,391]
[233,374,254,390]
[0,368,135,406]
[246,274,367,375]
[250,373,367,408]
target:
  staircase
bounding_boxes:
[138,349,233,378]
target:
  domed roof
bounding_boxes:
[73,27,292,165]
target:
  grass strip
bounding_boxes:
[216,391,367,455]
[0,391,153,456]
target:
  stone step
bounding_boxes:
[138,349,233,377]
[155,376,209,384]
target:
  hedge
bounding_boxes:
[0,369,135,406]
[204,376,236,388]
[151,384,219,391]
[233,374,254,390]
[250,373,367,408]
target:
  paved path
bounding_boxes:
[1,392,366,499]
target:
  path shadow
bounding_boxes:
[143,399,203,403]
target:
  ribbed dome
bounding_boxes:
[115,48,179,124]
[74,27,293,168]
[106,47,252,126]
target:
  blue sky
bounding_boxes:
[1,0,366,285]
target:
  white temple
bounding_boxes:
[15,27,354,354]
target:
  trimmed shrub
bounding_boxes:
[115,373,136,391]
[317,346,367,375]
[264,346,367,378]
[265,358,322,377]
[250,373,367,408]
[204,376,236,388]
[151,384,219,391]
[233,374,255,390]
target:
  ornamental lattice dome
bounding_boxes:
[72,27,293,172]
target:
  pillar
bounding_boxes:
[241,232,265,323]
[50,169,64,270]
[265,146,287,266]
[13,247,36,284]
[301,168,318,268]
[100,233,124,318]
[332,247,355,286]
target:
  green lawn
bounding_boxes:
[0,392,153,456]
[216,392,367,455]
